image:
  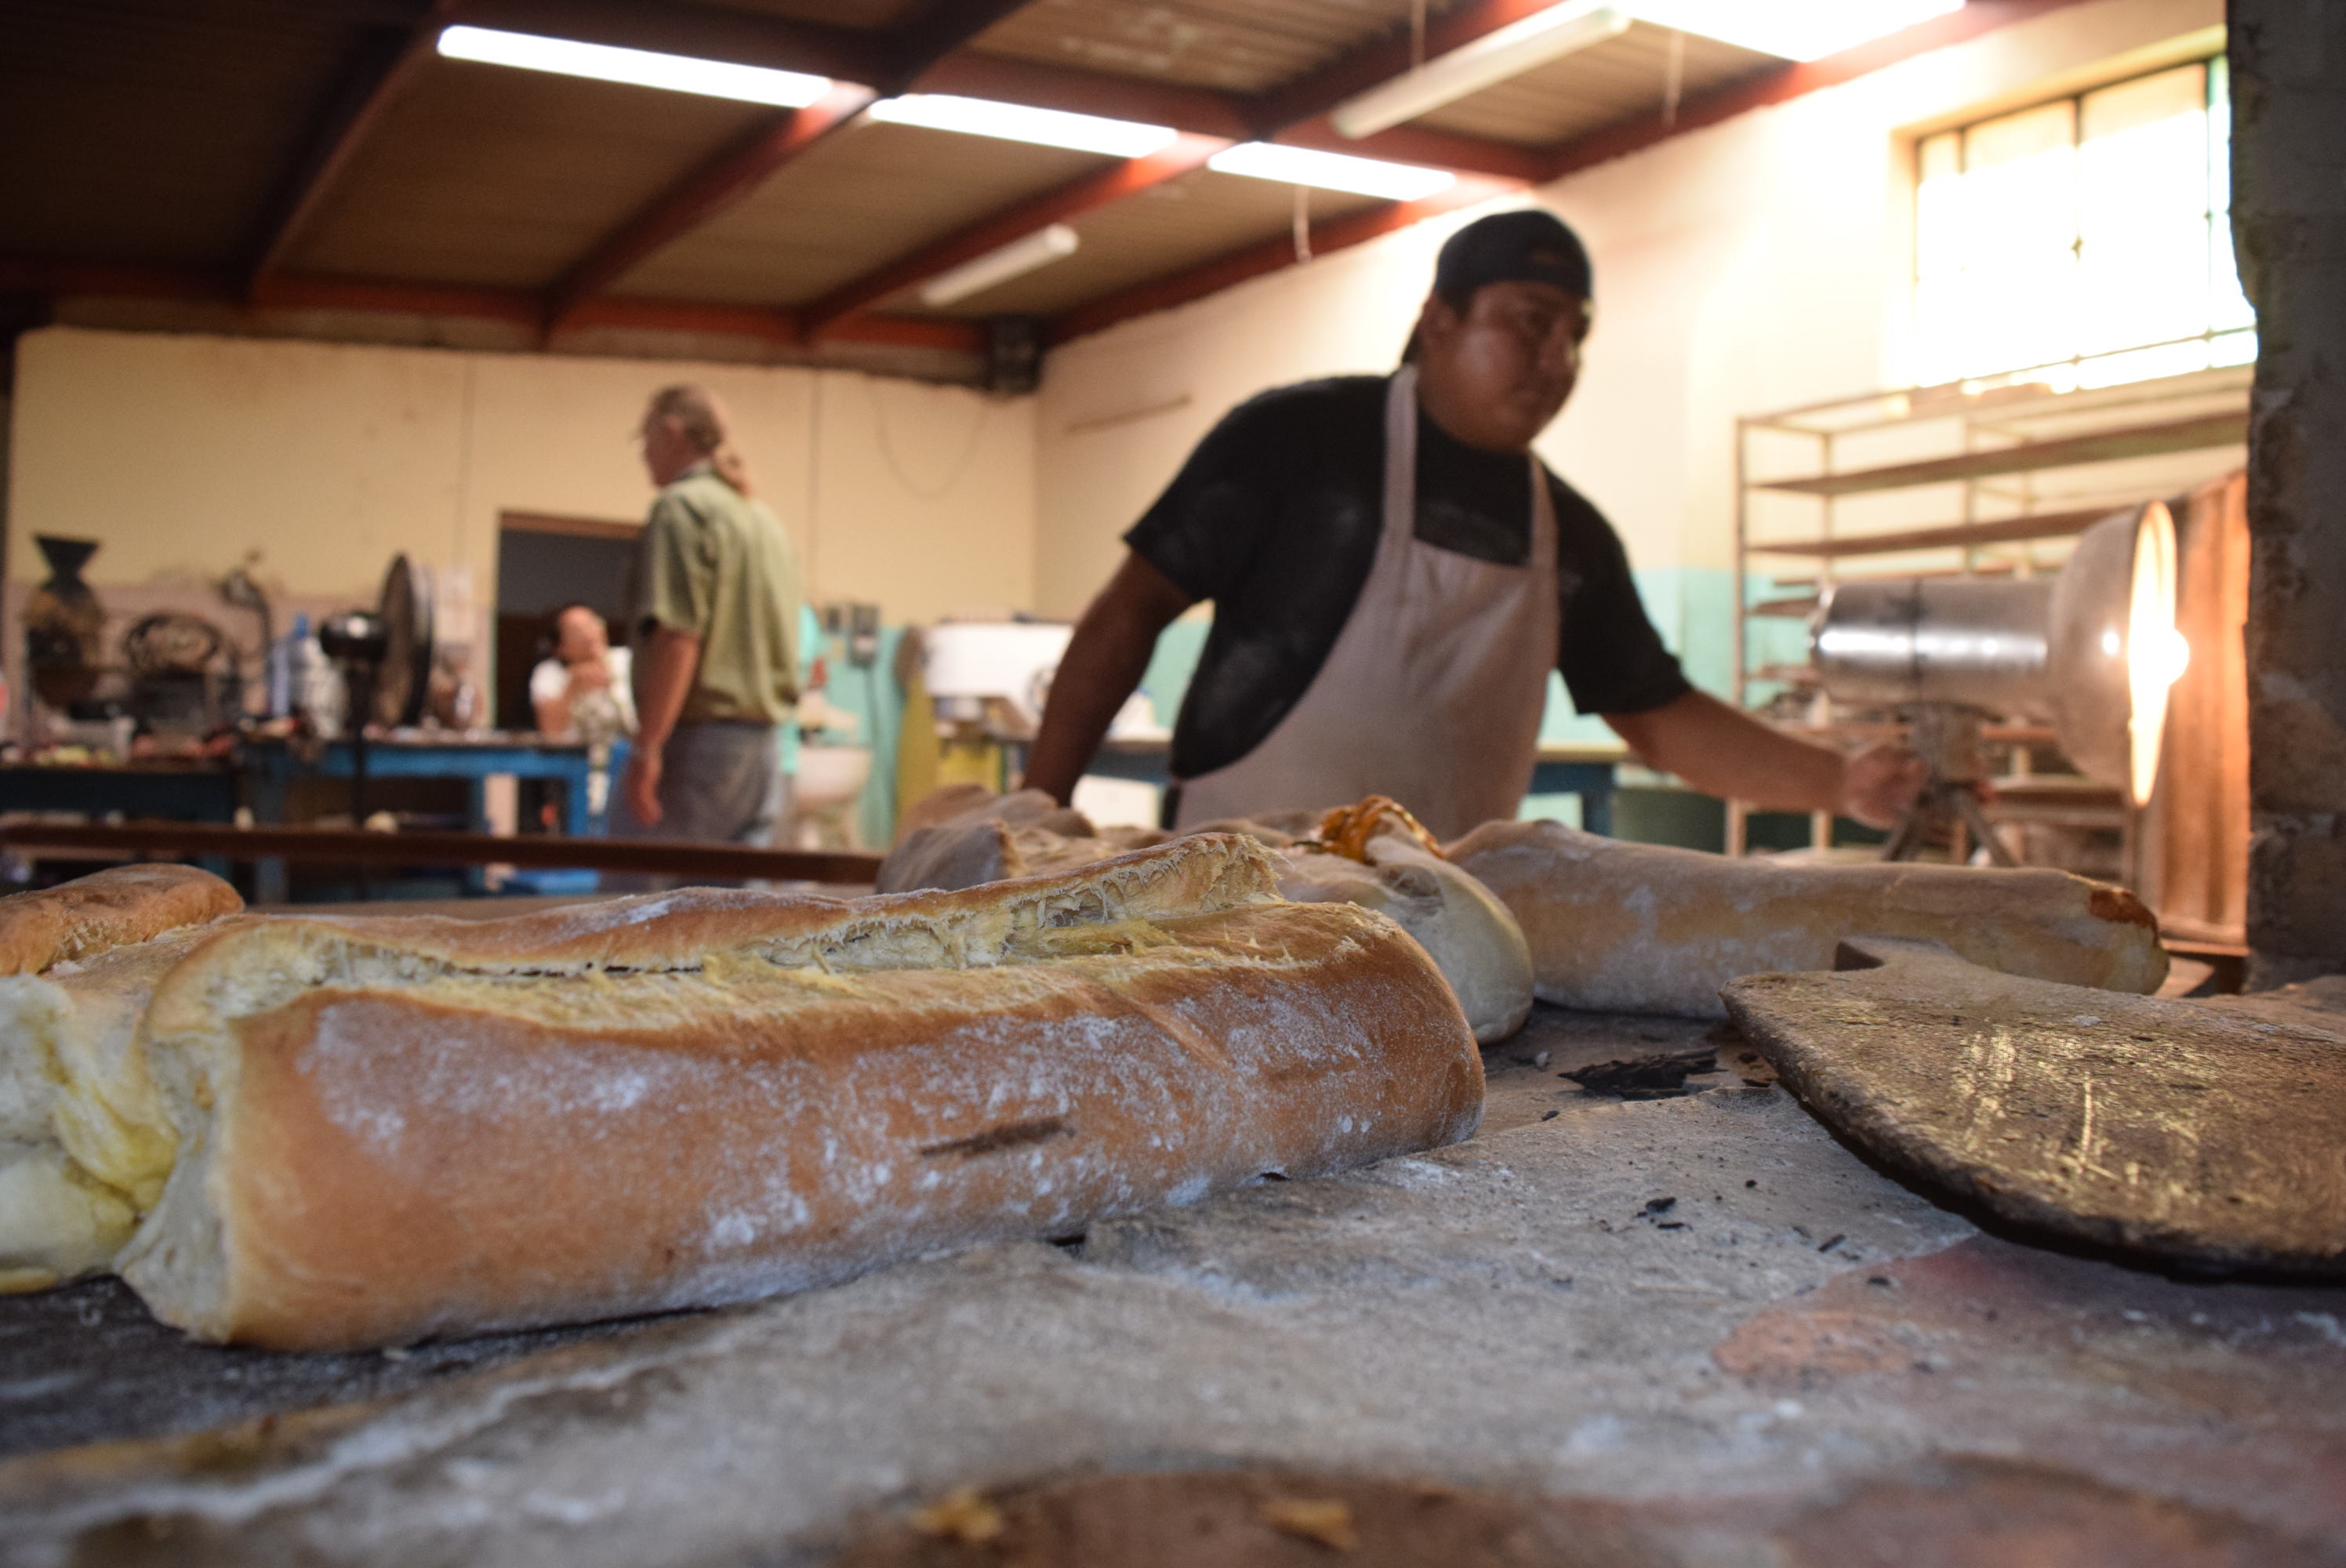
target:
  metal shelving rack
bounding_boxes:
[1727,360,2253,858]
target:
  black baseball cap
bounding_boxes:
[1432,209,1592,308]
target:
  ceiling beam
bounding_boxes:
[1044,0,2119,348]
[800,134,1227,339]
[244,0,458,297]
[541,0,1036,334]
[913,51,1253,140]
[1048,180,1511,347]
[543,82,875,329]
[797,0,1560,335]
[876,0,1039,82]
[3,257,983,355]
[916,50,1543,180]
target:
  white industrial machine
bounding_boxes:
[923,621,1075,733]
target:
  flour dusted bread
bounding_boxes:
[118,835,1481,1350]
[1448,819,2166,1018]
[880,789,1534,1043]
[0,867,244,1291]
[1273,834,1532,1044]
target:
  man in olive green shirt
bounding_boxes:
[616,385,801,866]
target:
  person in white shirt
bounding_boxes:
[529,603,636,746]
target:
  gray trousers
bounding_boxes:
[605,721,788,891]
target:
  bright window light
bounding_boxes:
[1208,143,1456,201]
[1912,57,2253,390]
[1622,0,1965,61]
[436,25,833,107]
[866,95,1178,158]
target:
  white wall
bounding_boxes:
[1032,0,2224,625]
[6,328,1037,676]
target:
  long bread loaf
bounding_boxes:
[1448,819,2166,1018]
[0,864,241,978]
[116,835,1482,1350]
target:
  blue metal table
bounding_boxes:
[241,735,626,901]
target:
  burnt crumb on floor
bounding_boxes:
[1565,1046,1722,1099]
[1480,1004,1729,1130]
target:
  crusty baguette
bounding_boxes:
[0,864,241,977]
[1448,819,2166,1018]
[118,835,1482,1350]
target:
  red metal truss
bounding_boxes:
[797,0,1560,337]
[1046,0,2118,347]
[538,0,1032,332]
[1047,179,1512,346]
[913,51,1542,180]
[2,258,983,354]
[245,0,462,296]
[543,82,876,330]
[798,134,1228,341]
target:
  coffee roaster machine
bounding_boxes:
[1810,501,2188,863]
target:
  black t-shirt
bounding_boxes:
[1125,374,1690,779]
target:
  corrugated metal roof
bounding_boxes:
[0,0,1803,355]
[290,56,777,289]
[615,122,1111,306]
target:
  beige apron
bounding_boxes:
[1175,367,1560,842]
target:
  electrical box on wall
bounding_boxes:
[985,317,1040,396]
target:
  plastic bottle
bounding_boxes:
[286,615,344,737]
[265,622,293,718]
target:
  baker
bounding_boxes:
[1024,209,1927,840]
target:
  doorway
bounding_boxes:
[495,511,638,731]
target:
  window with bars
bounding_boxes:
[1911,56,2254,390]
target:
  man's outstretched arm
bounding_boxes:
[1023,553,1196,806]
[1604,689,1927,829]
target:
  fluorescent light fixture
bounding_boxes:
[1620,0,1966,62]
[867,95,1178,158]
[1208,143,1455,201]
[1333,2,1630,139]
[436,24,833,107]
[921,224,1081,307]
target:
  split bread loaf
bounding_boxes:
[114,835,1481,1350]
[880,789,1535,1044]
[1448,819,2166,1018]
[0,867,246,1293]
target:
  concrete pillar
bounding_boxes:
[2229,1,2346,988]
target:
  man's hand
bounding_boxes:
[1607,692,1934,829]
[568,659,612,695]
[1837,743,1930,829]
[623,746,664,828]
[622,624,701,833]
